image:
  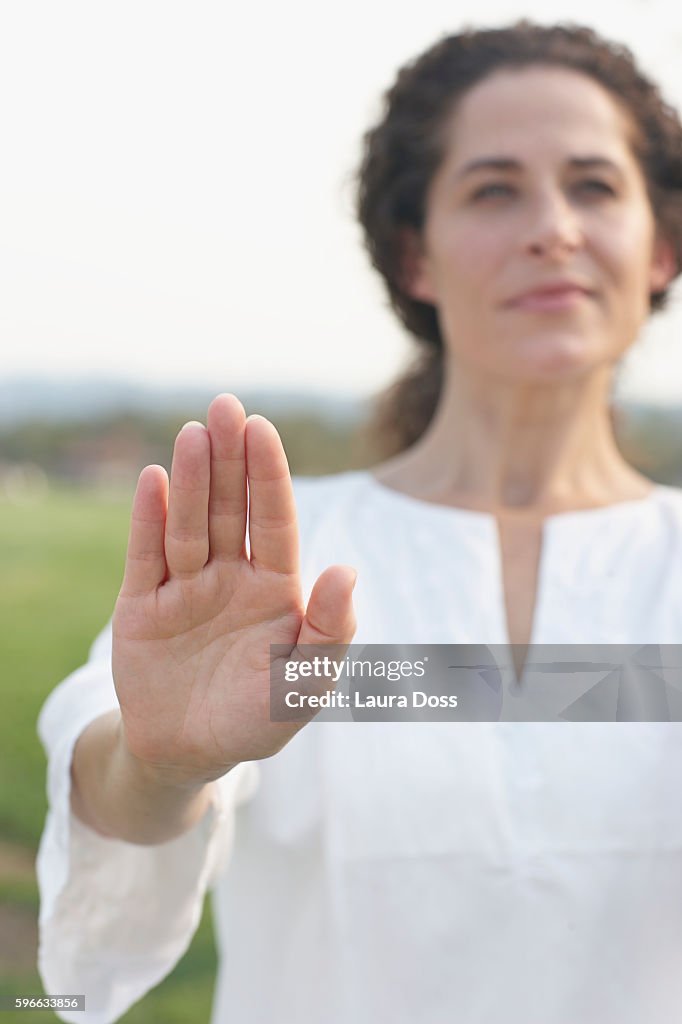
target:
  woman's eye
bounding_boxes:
[471,183,515,201]
[576,179,616,197]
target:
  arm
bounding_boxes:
[37,394,356,1023]
[36,622,255,1024]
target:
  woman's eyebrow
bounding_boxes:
[568,156,623,174]
[453,154,624,181]
[454,157,521,180]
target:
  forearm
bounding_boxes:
[70,710,218,845]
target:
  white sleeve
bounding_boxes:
[35,619,259,1024]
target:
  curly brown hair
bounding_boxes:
[355,21,682,456]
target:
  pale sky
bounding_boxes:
[1,0,681,401]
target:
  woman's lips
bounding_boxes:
[507,286,593,312]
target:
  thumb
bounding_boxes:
[297,565,358,648]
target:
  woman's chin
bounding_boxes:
[492,332,613,382]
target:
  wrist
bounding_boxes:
[114,715,240,791]
[113,719,211,796]
[71,710,220,844]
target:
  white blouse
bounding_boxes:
[37,470,682,1024]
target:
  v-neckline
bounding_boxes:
[362,470,666,686]
[494,514,546,685]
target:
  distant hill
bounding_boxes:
[0,374,367,426]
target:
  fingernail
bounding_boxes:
[181,420,205,431]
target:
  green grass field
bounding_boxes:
[0,485,217,1023]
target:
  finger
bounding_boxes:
[165,421,211,578]
[245,415,299,575]
[297,565,358,647]
[206,394,248,563]
[120,465,169,597]
[270,566,357,722]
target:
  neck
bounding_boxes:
[375,359,652,513]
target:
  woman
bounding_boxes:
[37,21,682,1024]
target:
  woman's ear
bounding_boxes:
[397,228,437,303]
[649,235,677,293]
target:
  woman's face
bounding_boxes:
[408,65,676,383]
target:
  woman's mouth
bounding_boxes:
[505,284,595,313]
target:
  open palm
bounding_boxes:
[111,394,357,785]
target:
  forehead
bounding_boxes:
[439,66,637,166]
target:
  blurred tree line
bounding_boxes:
[1,400,682,491]
[0,405,380,489]
[612,404,682,485]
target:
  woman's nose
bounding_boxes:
[523,190,583,258]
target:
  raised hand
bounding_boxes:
[111,393,357,786]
